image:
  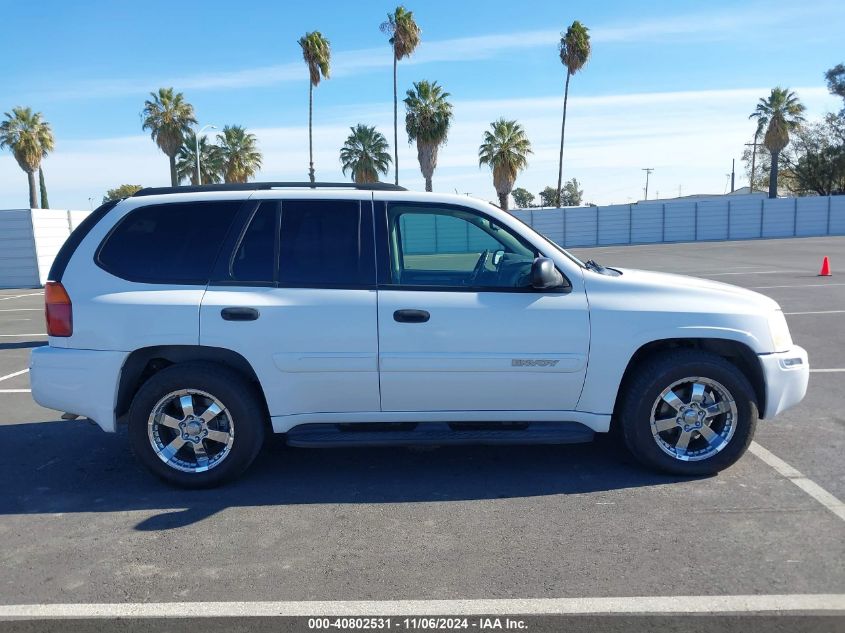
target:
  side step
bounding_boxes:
[286,421,594,448]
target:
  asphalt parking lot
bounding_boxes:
[0,236,843,617]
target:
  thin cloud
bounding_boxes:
[18,2,833,101]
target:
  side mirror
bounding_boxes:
[531,257,565,290]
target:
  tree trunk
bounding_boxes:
[769,149,779,199]
[39,167,49,209]
[425,176,432,192]
[27,170,38,208]
[169,154,178,187]
[498,191,509,210]
[556,72,572,207]
[393,56,399,186]
[308,83,315,184]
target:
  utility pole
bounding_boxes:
[642,168,654,201]
[730,159,736,192]
[745,137,762,193]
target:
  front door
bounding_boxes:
[375,201,590,413]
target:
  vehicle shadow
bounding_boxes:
[0,420,697,530]
[0,340,47,351]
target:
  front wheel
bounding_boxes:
[618,350,757,476]
[128,362,266,488]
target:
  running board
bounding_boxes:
[285,421,594,448]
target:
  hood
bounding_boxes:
[593,267,782,314]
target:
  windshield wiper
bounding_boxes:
[584,259,604,272]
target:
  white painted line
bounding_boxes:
[749,441,845,522]
[0,594,843,618]
[705,270,799,276]
[0,333,46,337]
[0,292,42,301]
[0,308,41,312]
[0,369,28,383]
[0,389,31,393]
[752,283,845,289]
[810,368,845,373]
[785,310,845,315]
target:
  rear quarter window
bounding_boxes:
[96,201,243,284]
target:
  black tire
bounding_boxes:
[618,349,757,476]
[128,362,266,488]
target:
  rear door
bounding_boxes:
[199,194,380,422]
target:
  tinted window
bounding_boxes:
[97,201,241,283]
[278,200,374,287]
[231,202,277,282]
[387,204,537,289]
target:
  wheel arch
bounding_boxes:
[116,345,268,423]
[612,338,765,421]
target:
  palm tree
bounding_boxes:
[380,6,421,185]
[176,132,224,185]
[298,31,331,184]
[340,124,392,184]
[141,88,197,187]
[478,118,533,210]
[0,107,54,208]
[556,21,590,206]
[404,80,453,192]
[217,125,262,183]
[749,87,806,198]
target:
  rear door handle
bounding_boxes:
[393,309,430,323]
[221,307,260,321]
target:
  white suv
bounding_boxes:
[30,183,809,487]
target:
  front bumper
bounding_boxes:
[758,345,809,419]
[29,346,128,432]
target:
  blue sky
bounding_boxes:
[1,0,843,208]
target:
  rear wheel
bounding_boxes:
[128,362,265,488]
[619,350,757,476]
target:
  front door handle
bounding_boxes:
[221,307,260,321]
[393,309,430,323]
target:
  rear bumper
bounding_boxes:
[758,345,809,419]
[29,346,128,432]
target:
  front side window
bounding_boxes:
[386,204,538,289]
[97,201,241,283]
[278,200,375,287]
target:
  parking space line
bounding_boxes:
[705,270,799,276]
[810,368,845,373]
[749,441,845,522]
[0,293,43,301]
[0,333,46,337]
[0,308,42,312]
[0,594,843,618]
[785,310,845,315]
[0,389,31,393]
[0,369,28,383]
[752,283,845,289]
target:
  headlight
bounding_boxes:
[768,310,793,352]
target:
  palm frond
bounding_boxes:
[299,32,331,86]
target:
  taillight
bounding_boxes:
[45,281,73,337]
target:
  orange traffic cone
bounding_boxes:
[819,256,831,277]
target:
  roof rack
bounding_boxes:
[132,181,407,197]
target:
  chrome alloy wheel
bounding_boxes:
[649,377,738,462]
[147,389,234,473]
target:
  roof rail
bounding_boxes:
[132,181,407,197]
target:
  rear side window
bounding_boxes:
[97,201,241,284]
[231,202,278,283]
[278,200,374,287]
[48,199,120,282]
